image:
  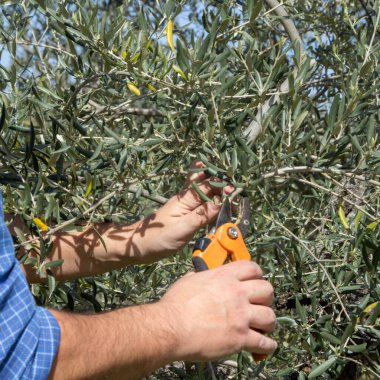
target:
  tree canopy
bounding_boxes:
[0,0,379,378]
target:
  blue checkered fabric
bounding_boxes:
[0,194,60,379]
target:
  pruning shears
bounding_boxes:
[192,195,267,362]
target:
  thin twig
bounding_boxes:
[363,5,380,64]
[260,166,380,188]
[322,173,376,215]
[18,185,168,248]
[244,0,305,143]
[296,178,377,220]
[62,73,104,115]
[15,40,76,57]
[263,214,351,321]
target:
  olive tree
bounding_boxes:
[0,0,379,378]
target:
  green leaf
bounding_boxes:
[192,181,213,202]
[0,102,5,132]
[24,122,35,164]
[308,357,337,379]
[247,0,263,23]
[345,343,367,353]
[296,298,307,324]
[73,120,88,136]
[360,60,373,76]
[45,259,65,269]
[105,19,125,43]
[320,331,341,345]
[367,115,376,145]
[197,14,219,61]
[209,181,228,188]
[327,94,339,129]
[176,39,190,70]
[293,110,309,131]
[354,210,364,230]
[48,272,56,298]
[199,154,225,174]
[276,317,298,326]
[88,141,103,162]
[350,135,363,155]
[340,319,357,345]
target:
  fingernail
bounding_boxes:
[213,196,222,205]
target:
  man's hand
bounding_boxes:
[134,160,234,260]
[161,260,277,361]
[19,161,233,281]
[49,261,277,380]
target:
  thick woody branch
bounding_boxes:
[244,0,305,143]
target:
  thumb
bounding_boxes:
[185,202,220,230]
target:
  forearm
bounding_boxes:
[9,214,165,283]
[49,302,178,380]
[8,167,224,282]
[34,221,151,281]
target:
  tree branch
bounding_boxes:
[244,0,305,143]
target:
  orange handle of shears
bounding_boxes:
[192,223,267,363]
[192,223,251,270]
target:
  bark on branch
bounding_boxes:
[244,0,305,143]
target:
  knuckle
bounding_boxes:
[250,262,263,278]
[265,308,277,330]
[234,284,247,299]
[229,305,248,333]
[256,334,269,352]
[234,260,263,277]
[264,281,275,301]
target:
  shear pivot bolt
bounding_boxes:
[228,227,239,239]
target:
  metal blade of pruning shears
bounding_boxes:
[215,198,232,229]
[236,196,251,239]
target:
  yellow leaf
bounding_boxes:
[131,52,141,62]
[338,204,349,229]
[354,210,364,229]
[33,217,49,232]
[363,301,379,314]
[147,84,157,92]
[121,51,127,59]
[84,179,93,198]
[173,65,188,81]
[127,83,141,96]
[166,19,175,52]
[367,219,380,231]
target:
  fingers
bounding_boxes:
[241,280,274,306]
[180,179,222,208]
[248,305,277,333]
[185,160,207,187]
[183,161,234,203]
[216,260,263,281]
[185,202,221,229]
[181,178,234,206]
[244,329,278,354]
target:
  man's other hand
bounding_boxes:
[159,260,277,361]
[135,160,234,260]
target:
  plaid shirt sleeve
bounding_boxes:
[0,194,60,380]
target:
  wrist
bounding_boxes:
[140,301,181,364]
[99,219,154,265]
[127,214,172,263]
